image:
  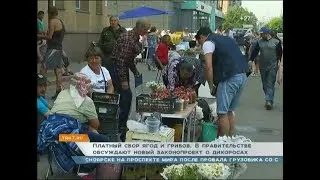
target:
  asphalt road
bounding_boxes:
[39,60,283,179]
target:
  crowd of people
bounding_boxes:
[37,6,283,179]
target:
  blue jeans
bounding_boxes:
[216,73,247,114]
[260,66,278,104]
[147,47,156,69]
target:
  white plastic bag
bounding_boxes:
[198,82,214,98]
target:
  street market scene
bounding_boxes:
[37,0,283,179]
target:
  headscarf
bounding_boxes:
[61,73,92,108]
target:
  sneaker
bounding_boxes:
[265,102,273,110]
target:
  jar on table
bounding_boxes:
[145,113,161,133]
[183,98,189,109]
[175,99,184,112]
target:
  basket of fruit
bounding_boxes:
[136,88,177,114]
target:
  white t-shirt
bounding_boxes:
[80,65,112,93]
[202,41,215,55]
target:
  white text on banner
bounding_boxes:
[75,142,283,157]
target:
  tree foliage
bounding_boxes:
[222,6,258,31]
[265,17,283,33]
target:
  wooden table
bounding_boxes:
[140,102,198,142]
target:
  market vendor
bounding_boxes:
[163,57,201,94]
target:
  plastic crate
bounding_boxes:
[136,94,176,114]
[92,92,120,104]
[92,92,120,119]
[125,128,175,142]
[98,117,119,132]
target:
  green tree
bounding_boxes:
[265,17,283,33]
[222,6,258,31]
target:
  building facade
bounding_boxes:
[177,1,214,33]
[38,0,110,61]
[221,0,242,15]
[38,0,175,62]
[107,0,174,31]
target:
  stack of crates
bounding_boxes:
[91,92,120,142]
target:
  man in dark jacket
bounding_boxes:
[249,27,282,110]
[98,16,126,86]
[196,27,249,137]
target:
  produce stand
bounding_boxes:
[140,102,198,142]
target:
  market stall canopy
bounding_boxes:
[119,6,174,20]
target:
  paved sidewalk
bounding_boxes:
[37,61,88,86]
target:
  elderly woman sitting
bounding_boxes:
[38,73,121,179]
[80,42,114,94]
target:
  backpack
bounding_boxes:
[196,98,212,122]
[38,114,83,173]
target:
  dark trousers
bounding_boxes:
[113,72,132,133]
[102,55,118,90]
[260,66,278,104]
[118,89,132,133]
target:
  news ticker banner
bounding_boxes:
[58,134,283,164]
[69,142,283,164]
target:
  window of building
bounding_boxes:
[49,0,64,10]
[76,0,89,12]
[96,0,103,15]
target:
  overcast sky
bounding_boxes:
[241,1,283,22]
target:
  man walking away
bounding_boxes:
[98,16,126,85]
[249,27,282,110]
[195,27,249,137]
[113,19,150,141]
[249,32,261,77]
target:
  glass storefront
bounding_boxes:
[193,11,210,31]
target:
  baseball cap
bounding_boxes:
[260,27,270,34]
[37,74,48,86]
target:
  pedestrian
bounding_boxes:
[80,42,114,94]
[37,11,46,34]
[39,6,66,100]
[249,27,283,110]
[155,34,171,70]
[113,19,150,141]
[37,10,47,75]
[195,27,250,137]
[37,74,50,125]
[147,26,158,71]
[277,57,283,86]
[98,15,126,86]
[249,32,261,77]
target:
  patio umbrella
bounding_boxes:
[119,6,174,20]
